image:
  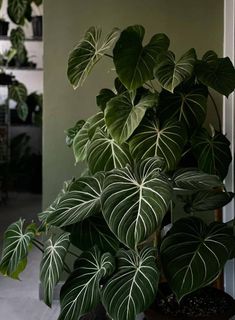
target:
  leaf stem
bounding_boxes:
[64,262,72,274]
[67,250,80,258]
[32,240,44,253]
[208,91,222,132]
[104,53,113,59]
[33,238,44,247]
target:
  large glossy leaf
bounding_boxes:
[113,25,169,90]
[7,0,28,25]
[96,88,116,111]
[196,52,235,97]
[64,214,119,254]
[101,158,172,248]
[129,117,186,171]
[67,27,118,89]
[0,219,35,279]
[102,247,159,320]
[158,84,207,129]
[161,217,233,301]
[40,233,70,307]
[188,190,234,212]
[46,172,105,227]
[105,91,158,144]
[87,128,131,174]
[59,247,115,320]
[192,127,232,180]
[173,168,223,190]
[9,81,27,103]
[73,112,105,163]
[154,49,196,93]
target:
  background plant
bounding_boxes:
[1,25,235,320]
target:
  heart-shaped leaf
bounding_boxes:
[161,217,233,301]
[129,117,186,171]
[192,128,232,180]
[59,247,115,320]
[65,120,85,147]
[10,27,25,50]
[96,88,116,111]
[102,247,159,320]
[64,214,119,254]
[40,232,70,307]
[173,168,223,190]
[196,53,235,97]
[73,112,105,163]
[101,158,172,248]
[105,91,158,143]
[158,84,207,129]
[0,219,35,279]
[113,25,169,90]
[9,81,27,103]
[154,49,196,93]
[7,0,28,25]
[67,27,118,89]
[46,172,105,227]
[87,128,131,174]
[16,101,28,121]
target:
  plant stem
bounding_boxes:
[104,53,113,59]
[32,240,44,253]
[67,250,80,258]
[64,262,72,274]
[208,91,222,132]
[33,238,44,247]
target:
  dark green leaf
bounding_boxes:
[7,0,28,25]
[154,49,196,93]
[17,101,28,121]
[9,81,27,103]
[96,89,116,111]
[10,27,25,50]
[190,191,234,212]
[59,247,115,320]
[113,25,169,90]
[161,217,233,301]
[102,247,159,320]
[65,120,85,147]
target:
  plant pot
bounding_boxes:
[32,16,42,38]
[0,21,9,36]
[0,73,14,85]
[145,284,235,320]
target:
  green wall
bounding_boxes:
[43,0,223,207]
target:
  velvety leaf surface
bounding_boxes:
[7,0,28,24]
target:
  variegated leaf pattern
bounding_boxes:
[87,128,131,174]
[154,49,196,93]
[46,172,105,227]
[59,247,115,320]
[9,81,27,103]
[105,91,158,144]
[101,158,173,248]
[161,217,233,301]
[73,112,105,163]
[65,120,85,147]
[102,247,159,320]
[113,25,169,90]
[67,27,119,88]
[0,219,35,279]
[7,0,28,24]
[191,128,232,180]
[129,117,186,171]
[173,168,223,190]
[40,233,70,307]
[64,214,119,253]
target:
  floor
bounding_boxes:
[0,193,60,320]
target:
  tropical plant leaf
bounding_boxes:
[113,25,169,90]
[192,127,232,180]
[129,117,186,171]
[158,84,207,129]
[9,81,27,103]
[102,247,159,320]
[161,217,234,301]
[96,88,116,111]
[196,53,235,97]
[188,190,234,212]
[40,233,70,307]
[154,49,196,93]
[17,101,28,121]
[59,247,115,320]
[10,27,25,50]
[67,27,119,89]
[105,91,158,144]
[73,112,105,163]
[64,214,119,254]
[7,0,28,25]
[65,120,85,147]
[87,128,131,174]
[173,168,223,190]
[101,158,172,248]
[0,219,35,279]
[46,172,105,227]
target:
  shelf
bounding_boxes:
[5,67,43,71]
[0,36,42,42]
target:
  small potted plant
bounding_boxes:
[1,25,235,320]
[0,17,9,36]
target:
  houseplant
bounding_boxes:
[7,0,42,26]
[1,25,235,320]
